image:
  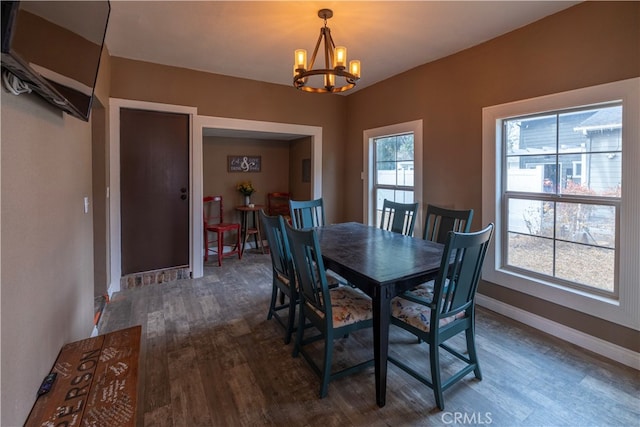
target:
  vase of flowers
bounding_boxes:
[236,181,255,205]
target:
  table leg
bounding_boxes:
[373,285,391,407]
[251,211,259,250]
[240,211,248,255]
[253,211,266,254]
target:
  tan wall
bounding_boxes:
[345,1,640,351]
[289,137,312,201]
[91,46,112,297]
[110,58,348,223]
[203,136,291,224]
[1,91,96,425]
[202,135,312,230]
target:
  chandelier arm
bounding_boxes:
[323,28,333,70]
[308,29,324,71]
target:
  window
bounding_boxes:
[364,120,423,232]
[373,133,415,225]
[503,105,621,296]
[482,78,639,329]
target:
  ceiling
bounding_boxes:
[105,1,581,94]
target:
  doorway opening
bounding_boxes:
[108,99,323,293]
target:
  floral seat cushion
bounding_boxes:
[391,296,464,333]
[406,280,435,301]
[306,286,373,328]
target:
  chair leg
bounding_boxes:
[466,327,482,380]
[284,295,296,345]
[430,342,445,410]
[267,282,278,321]
[292,305,305,358]
[236,227,242,260]
[204,230,209,261]
[319,332,333,398]
[217,231,223,266]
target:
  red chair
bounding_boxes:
[203,196,242,266]
[267,192,292,223]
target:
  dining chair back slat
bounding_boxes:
[379,199,419,236]
[289,198,326,229]
[423,204,473,243]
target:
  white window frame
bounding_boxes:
[364,120,423,236]
[482,78,639,330]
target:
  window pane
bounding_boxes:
[376,162,397,185]
[393,190,414,204]
[396,162,414,186]
[376,137,396,162]
[562,105,622,153]
[506,155,557,193]
[507,233,553,276]
[508,198,554,238]
[376,162,396,185]
[506,114,557,155]
[555,203,615,249]
[556,242,614,292]
[396,135,414,161]
[560,153,621,197]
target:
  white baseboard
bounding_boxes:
[476,294,640,370]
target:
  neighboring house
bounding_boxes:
[509,106,622,194]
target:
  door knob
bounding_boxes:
[181,194,187,200]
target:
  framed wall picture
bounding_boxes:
[228,155,261,172]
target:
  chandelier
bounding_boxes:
[293,9,361,93]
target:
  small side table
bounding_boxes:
[236,205,267,255]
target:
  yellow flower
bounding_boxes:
[236,181,255,196]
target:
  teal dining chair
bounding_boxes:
[260,210,299,344]
[423,204,474,243]
[389,223,494,410]
[289,198,326,229]
[379,199,419,236]
[408,205,474,301]
[289,197,350,287]
[285,224,374,398]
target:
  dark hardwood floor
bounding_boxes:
[98,250,639,427]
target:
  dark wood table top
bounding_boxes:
[316,222,444,294]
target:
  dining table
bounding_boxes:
[316,222,445,408]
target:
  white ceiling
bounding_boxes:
[105,1,581,94]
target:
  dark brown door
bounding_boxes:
[120,108,190,275]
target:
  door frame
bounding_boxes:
[193,115,323,278]
[108,99,324,293]
[108,98,198,295]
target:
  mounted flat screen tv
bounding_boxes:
[1,1,110,121]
